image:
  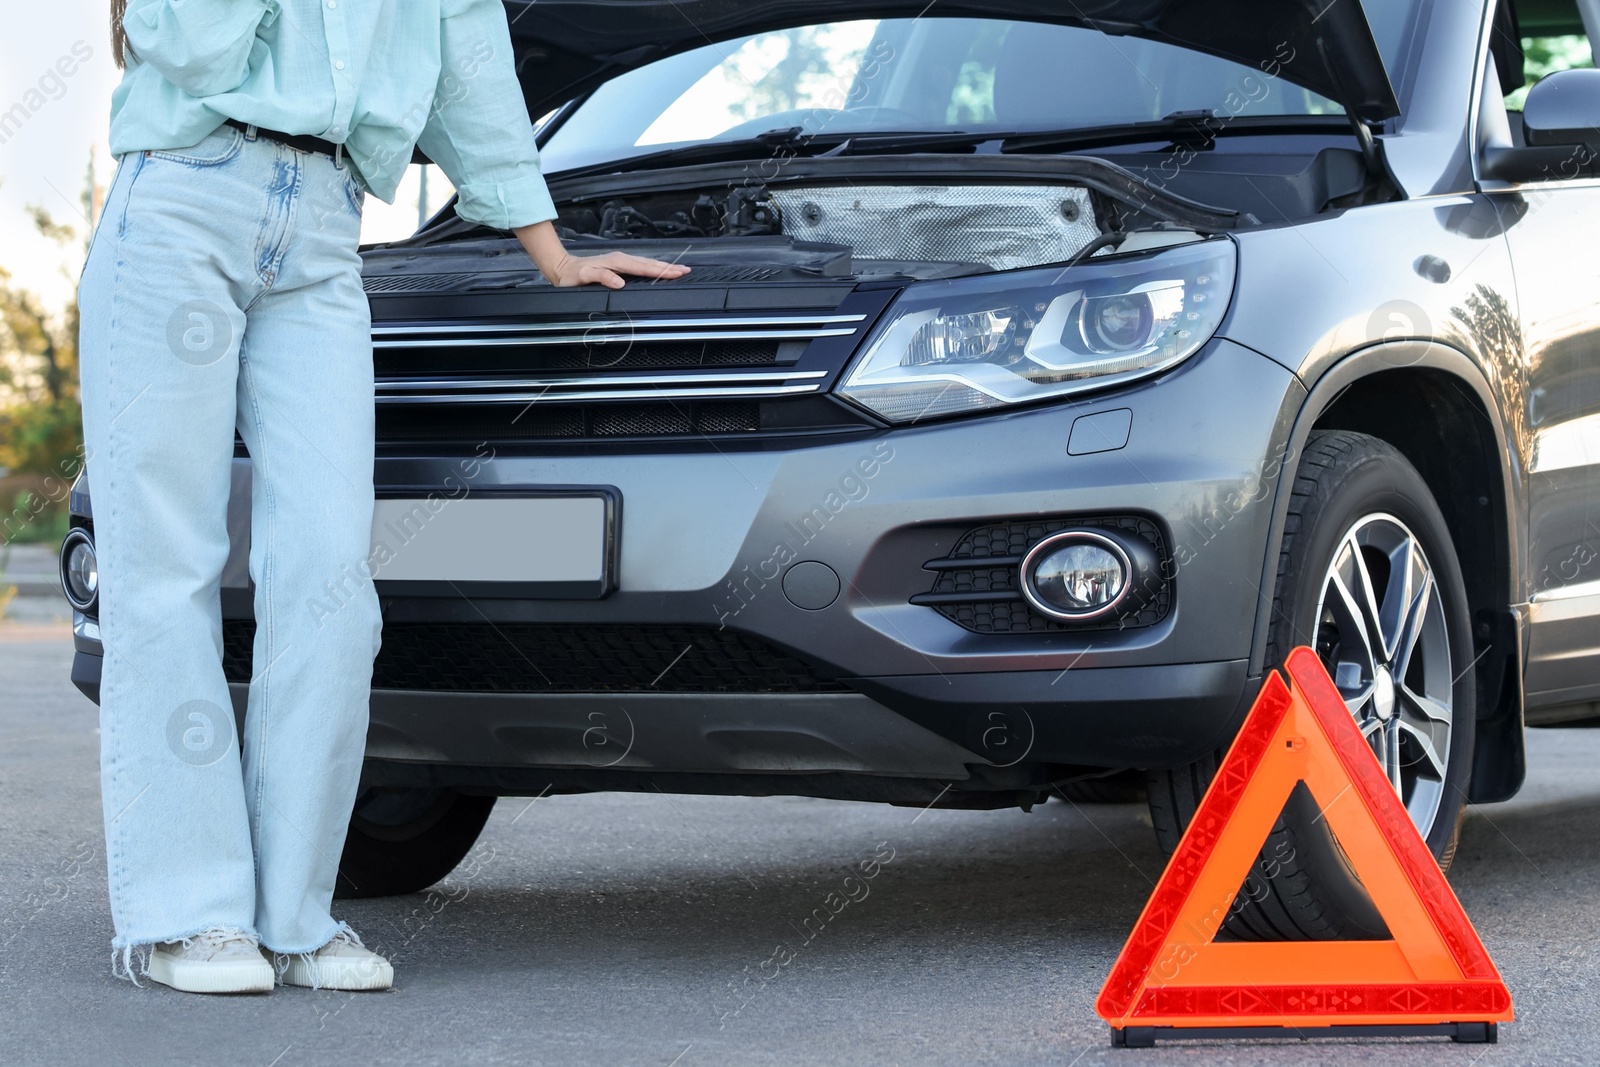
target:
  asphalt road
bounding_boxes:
[1,618,1596,1066]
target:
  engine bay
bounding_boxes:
[386,154,1264,285]
[552,183,1109,274]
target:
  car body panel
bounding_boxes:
[221,338,1297,677]
[1379,0,1485,198]
[1494,186,1600,706]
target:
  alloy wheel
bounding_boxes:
[1312,512,1454,836]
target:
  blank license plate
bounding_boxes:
[369,492,615,598]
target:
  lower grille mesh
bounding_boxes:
[376,400,761,441]
[376,339,784,375]
[222,620,847,693]
[923,516,1172,634]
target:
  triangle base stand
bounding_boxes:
[1111,1021,1498,1048]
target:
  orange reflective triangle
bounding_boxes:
[1097,647,1513,1030]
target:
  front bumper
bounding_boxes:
[71,338,1298,774]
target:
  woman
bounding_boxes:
[85,0,686,994]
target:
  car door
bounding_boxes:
[1483,0,1600,715]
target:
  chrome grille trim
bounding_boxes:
[376,384,822,405]
[372,312,862,406]
[375,328,855,348]
[379,370,827,392]
[375,370,828,405]
[372,312,868,345]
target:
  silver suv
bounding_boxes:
[64,0,1600,939]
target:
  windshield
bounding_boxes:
[539,18,1345,173]
[1361,0,1430,100]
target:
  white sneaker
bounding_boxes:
[274,926,393,991]
[146,928,274,994]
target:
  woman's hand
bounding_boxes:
[541,250,693,289]
[514,220,690,289]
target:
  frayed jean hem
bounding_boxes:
[110,922,263,986]
[261,917,350,958]
[265,919,359,990]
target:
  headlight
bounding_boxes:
[839,239,1236,423]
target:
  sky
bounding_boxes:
[0,1,454,311]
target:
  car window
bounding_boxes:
[540,18,1344,174]
[1504,0,1596,109]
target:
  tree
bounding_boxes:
[0,166,90,477]
[0,161,93,551]
[0,255,82,475]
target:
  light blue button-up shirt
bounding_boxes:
[111,0,557,230]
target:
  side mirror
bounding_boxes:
[1482,68,1600,182]
[1523,67,1600,147]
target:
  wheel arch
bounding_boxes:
[1252,341,1527,803]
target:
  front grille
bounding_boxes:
[221,620,848,693]
[368,310,868,445]
[377,338,786,375]
[376,400,762,441]
[915,516,1172,634]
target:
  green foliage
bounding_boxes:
[4,490,71,545]
[1506,34,1594,109]
[0,397,82,476]
[0,201,84,479]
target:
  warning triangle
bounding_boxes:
[1097,646,1512,1033]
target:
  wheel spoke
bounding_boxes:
[1386,721,1404,794]
[1400,681,1453,726]
[1327,557,1379,679]
[1347,538,1391,662]
[1377,535,1416,661]
[1363,718,1389,781]
[1391,573,1436,683]
[1343,680,1375,718]
[1369,723,1395,796]
[1398,719,1448,780]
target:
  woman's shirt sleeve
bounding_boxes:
[122,0,280,99]
[416,0,558,230]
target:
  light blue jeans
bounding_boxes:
[77,123,383,970]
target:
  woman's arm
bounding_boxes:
[416,0,687,288]
[121,0,278,98]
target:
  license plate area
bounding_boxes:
[370,488,619,599]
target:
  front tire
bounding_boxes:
[1148,431,1476,939]
[335,788,496,898]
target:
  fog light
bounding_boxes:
[59,529,98,613]
[1021,532,1131,620]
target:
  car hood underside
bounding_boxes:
[503,0,1400,122]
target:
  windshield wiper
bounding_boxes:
[999,113,1355,154]
[821,114,1356,157]
[555,126,854,180]
[553,113,1361,182]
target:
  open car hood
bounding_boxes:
[504,0,1400,123]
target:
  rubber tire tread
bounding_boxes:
[335,792,497,899]
[1146,430,1471,940]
